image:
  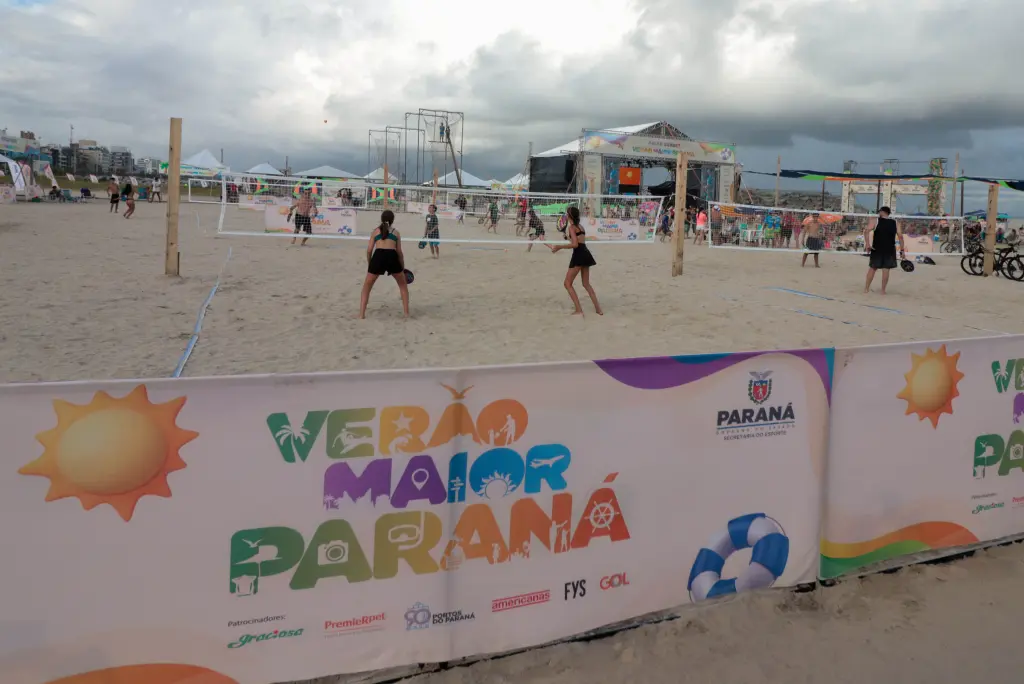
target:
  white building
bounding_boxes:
[136,157,163,174]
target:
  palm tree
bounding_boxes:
[275,425,310,462]
[323,494,336,509]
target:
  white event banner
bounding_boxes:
[264,206,359,236]
[238,194,292,211]
[822,335,1024,579]
[581,217,645,242]
[407,201,463,220]
[0,349,830,684]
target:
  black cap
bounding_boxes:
[879,206,892,214]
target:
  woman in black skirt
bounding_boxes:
[547,206,603,316]
[359,210,410,319]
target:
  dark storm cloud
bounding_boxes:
[3,0,1024,189]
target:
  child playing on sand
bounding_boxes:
[423,204,440,259]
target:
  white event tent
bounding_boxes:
[364,167,395,181]
[423,170,490,188]
[182,149,229,171]
[246,163,282,175]
[296,165,360,179]
[0,153,28,194]
[505,172,529,189]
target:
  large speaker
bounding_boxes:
[564,159,576,183]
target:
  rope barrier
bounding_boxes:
[172,247,233,378]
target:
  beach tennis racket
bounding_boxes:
[478,217,485,224]
[900,251,915,272]
[404,269,415,285]
[418,240,427,249]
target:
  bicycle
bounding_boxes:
[941,233,982,254]
[960,244,1024,281]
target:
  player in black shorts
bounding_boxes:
[547,206,603,316]
[864,206,905,295]
[359,210,410,318]
[289,189,317,246]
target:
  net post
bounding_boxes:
[671,152,691,277]
[383,164,390,210]
[774,155,781,205]
[432,170,439,205]
[949,152,960,215]
[983,184,999,276]
[165,117,182,276]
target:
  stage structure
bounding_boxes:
[405,109,464,187]
[839,158,945,213]
[528,121,738,216]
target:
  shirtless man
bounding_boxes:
[289,188,317,246]
[801,215,822,268]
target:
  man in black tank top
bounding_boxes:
[864,206,905,294]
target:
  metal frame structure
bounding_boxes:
[385,125,427,185]
[367,129,402,180]
[406,108,465,187]
[839,158,939,213]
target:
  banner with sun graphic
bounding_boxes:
[0,349,830,684]
[822,335,1024,579]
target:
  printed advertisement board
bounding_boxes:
[0,349,829,683]
[823,336,1024,578]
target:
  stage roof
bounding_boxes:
[534,121,690,158]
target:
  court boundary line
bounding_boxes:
[172,247,233,378]
[763,286,1011,336]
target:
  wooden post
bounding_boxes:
[949,152,959,215]
[165,117,182,276]
[983,184,999,276]
[774,155,781,205]
[671,152,691,277]
[383,163,389,210]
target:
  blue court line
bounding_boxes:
[172,247,233,378]
[718,295,890,333]
[766,287,834,301]
[763,286,1009,335]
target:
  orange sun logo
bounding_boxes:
[18,385,198,521]
[896,345,964,428]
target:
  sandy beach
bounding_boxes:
[392,543,1024,684]
[1,200,1021,384]
[2,199,1024,684]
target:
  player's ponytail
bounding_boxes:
[379,209,395,238]
[566,206,581,227]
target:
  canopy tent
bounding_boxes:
[422,170,490,188]
[0,153,28,194]
[533,122,673,158]
[296,165,360,179]
[182,149,228,170]
[363,167,395,181]
[246,163,282,175]
[964,209,1009,221]
[504,172,529,188]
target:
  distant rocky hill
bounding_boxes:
[739,188,871,214]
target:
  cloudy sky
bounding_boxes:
[2,0,1022,212]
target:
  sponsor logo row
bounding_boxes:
[226,572,630,647]
[969,493,1024,514]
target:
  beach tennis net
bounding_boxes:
[704,202,967,256]
[197,173,666,245]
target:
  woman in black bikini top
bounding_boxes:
[547,206,603,316]
[359,210,410,319]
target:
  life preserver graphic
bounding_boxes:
[687,513,789,602]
